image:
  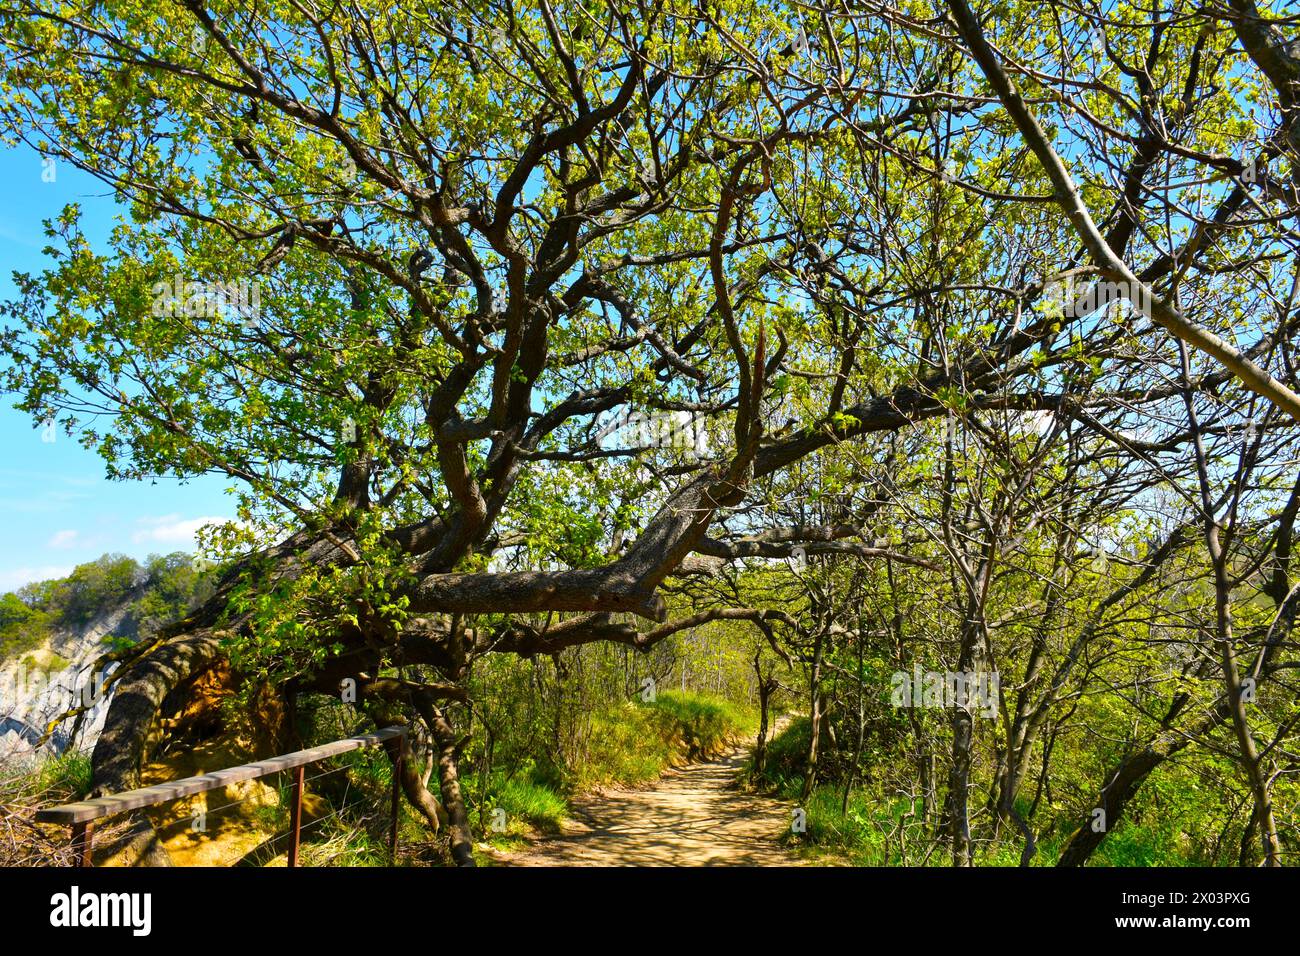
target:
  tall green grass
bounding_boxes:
[491,777,568,834]
[470,690,755,841]
[0,750,96,866]
[650,690,753,759]
[751,718,1212,866]
[572,690,754,791]
[0,749,92,804]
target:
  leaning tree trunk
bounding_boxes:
[83,629,225,865]
[89,630,224,796]
[1056,746,1169,867]
[415,695,476,867]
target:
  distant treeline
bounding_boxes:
[0,553,213,661]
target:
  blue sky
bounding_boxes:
[0,145,236,593]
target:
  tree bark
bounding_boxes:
[416,697,476,867]
[801,625,827,802]
[90,630,224,797]
[753,653,774,781]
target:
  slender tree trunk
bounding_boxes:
[944,565,992,867]
[945,703,974,865]
[754,687,772,778]
[1209,534,1282,865]
[801,626,827,802]
[842,615,867,814]
[887,558,934,827]
[1180,343,1282,866]
[753,653,773,781]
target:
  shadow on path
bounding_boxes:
[496,745,804,867]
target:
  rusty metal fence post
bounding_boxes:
[71,820,94,867]
[287,765,305,868]
[39,725,408,868]
[389,746,402,863]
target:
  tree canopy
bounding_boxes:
[2,0,1299,866]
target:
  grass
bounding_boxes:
[649,689,754,758]
[293,818,394,867]
[571,690,755,791]
[490,777,569,835]
[470,690,756,846]
[0,750,95,866]
[0,748,93,804]
[750,719,1215,866]
[4,690,757,865]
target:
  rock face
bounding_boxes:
[0,601,139,767]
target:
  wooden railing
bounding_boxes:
[36,725,408,867]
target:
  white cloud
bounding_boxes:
[0,565,75,593]
[132,514,235,547]
[46,529,79,549]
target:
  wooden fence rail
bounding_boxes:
[36,725,408,867]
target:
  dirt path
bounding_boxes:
[496,743,805,866]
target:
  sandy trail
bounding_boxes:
[496,743,805,866]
